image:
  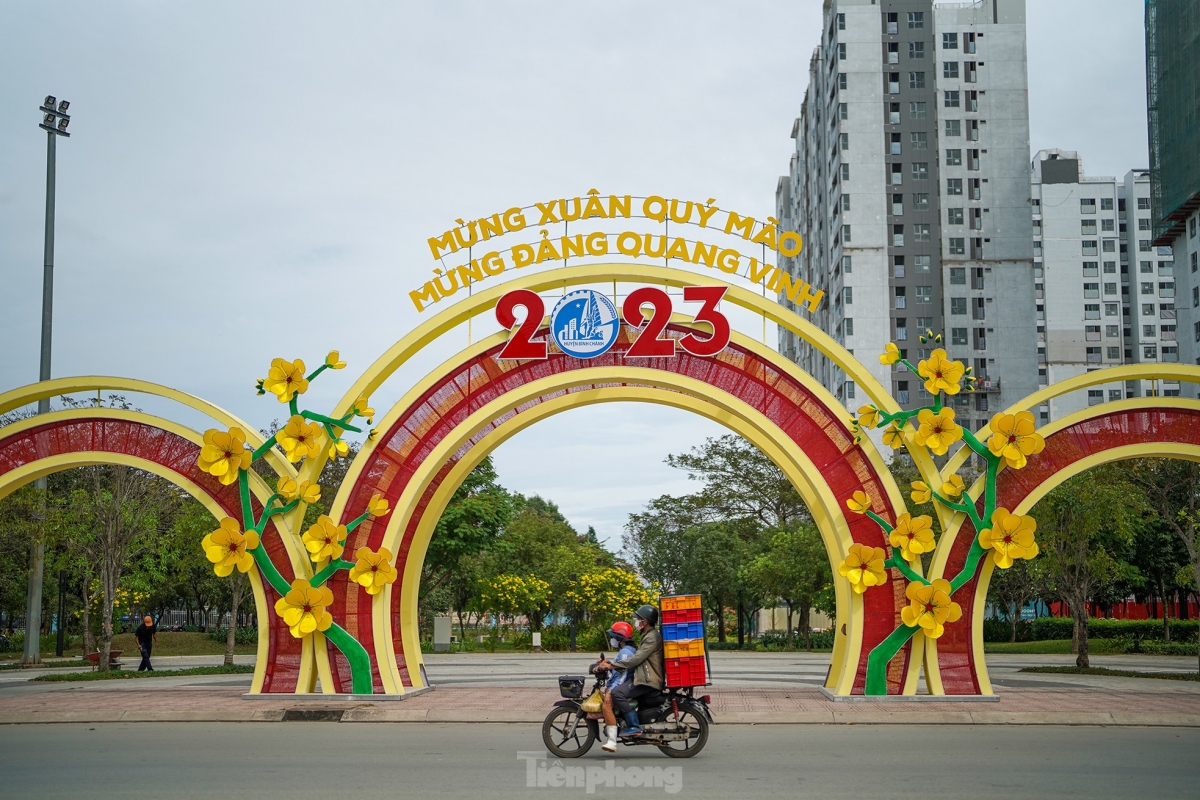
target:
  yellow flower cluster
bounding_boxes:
[986,411,1045,470]
[900,579,961,639]
[978,508,1039,569]
[568,569,658,623]
[201,517,259,577]
[278,478,321,505]
[277,415,322,464]
[888,513,935,562]
[262,358,309,403]
[197,427,252,486]
[348,547,398,595]
[274,579,334,638]
[838,543,888,594]
[302,516,347,563]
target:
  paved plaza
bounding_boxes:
[2,651,1197,726]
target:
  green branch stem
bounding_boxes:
[345,510,375,535]
[864,510,894,533]
[301,409,361,434]
[884,557,929,586]
[322,623,374,695]
[864,624,918,695]
[251,433,280,463]
[311,558,356,587]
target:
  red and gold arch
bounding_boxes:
[1,264,1197,697]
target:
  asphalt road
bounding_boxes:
[1,722,1196,799]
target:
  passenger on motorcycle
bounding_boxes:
[591,621,636,752]
[598,604,664,739]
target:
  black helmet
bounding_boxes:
[633,604,659,627]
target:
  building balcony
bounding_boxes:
[975,379,1002,394]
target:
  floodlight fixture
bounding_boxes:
[57,118,68,131]
[57,100,69,113]
[44,95,56,108]
[43,113,55,126]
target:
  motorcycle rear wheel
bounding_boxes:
[542,706,596,758]
[656,705,709,758]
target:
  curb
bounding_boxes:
[2,710,1198,726]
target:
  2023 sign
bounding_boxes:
[495,286,732,360]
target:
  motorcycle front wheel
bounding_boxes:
[656,705,709,758]
[541,706,597,758]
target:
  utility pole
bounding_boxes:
[23,96,70,666]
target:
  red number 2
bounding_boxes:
[623,287,676,358]
[679,286,731,356]
[496,289,547,360]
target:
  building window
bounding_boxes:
[838,72,847,90]
[913,193,930,210]
[1080,198,1096,214]
[1160,282,1175,298]
[946,149,962,166]
[1138,197,1151,210]
[943,32,958,49]
[890,132,902,154]
[1106,325,1119,337]
[911,162,929,180]
[840,132,850,150]
[1081,219,1097,235]
[1104,282,1117,295]
[966,90,978,111]
[1085,325,1101,341]
[950,267,966,284]
[842,224,851,242]
[951,297,967,315]
[948,208,964,225]
[1143,303,1155,316]
[1141,281,1154,295]
[1084,304,1100,320]
[841,163,851,181]
[844,286,853,305]
[907,11,924,28]
[1102,218,1115,232]
[1141,260,1154,274]
[910,131,928,150]
[908,71,925,89]
[947,178,963,195]
[913,224,930,242]
[1192,252,1198,272]
[909,41,925,59]
[949,237,965,255]
[1103,239,1116,252]
[1083,261,1099,277]
[842,194,851,211]
[943,61,959,79]
[839,102,848,120]
[893,255,906,278]
[1107,348,1121,360]
[1138,218,1152,231]
[844,318,855,336]
[1104,260,1116,273]
[1144,324,1157,338]
[838,43,847,60]
[1144,345,1158,359]
[1082,241,1098,256]
[1084,283,1100,299]
[897,380,910,404]
[1159,260,1173,275]
[1193,286,1198,308]
[914,255,931,272]
[1139,240,1152,252]
[895,318,908,340]
[892,194,904,215]
[915,286,932,305]
[944,90,960,108]
[952,327,968,345]
[945,119,961,137]
[1163,346,1178,362]
[891,164,903,185]
[895,287,906,308]
[1101,197,1114,210]
[843,255,852,273]
[908,101,926,119]
[892,225,905,247]
[1088,390,1103,406]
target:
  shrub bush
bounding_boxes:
[207,627,258,646]
[1031,617,1198,642]
[1135,639,1199,656]
[983,618,1035,642]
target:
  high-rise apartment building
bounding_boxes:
[1030,149,1180,423]
[1146,0,1200,390]
[777,0,1036,433]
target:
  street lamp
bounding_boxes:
[23,95,71,666]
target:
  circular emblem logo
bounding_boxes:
[549,289,620,359]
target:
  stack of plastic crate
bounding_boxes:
[659,594,708,687]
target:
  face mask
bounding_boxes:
[609,637,620,648]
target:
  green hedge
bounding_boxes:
[1031,617,1198,642]
[207,627,258,646]
[983,619,1035,642]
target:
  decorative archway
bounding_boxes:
[2,264,1197,697]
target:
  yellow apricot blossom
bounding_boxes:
[278,477,321,505]
[914,407,963,456]
[900,579,961,639]
[910,481,932,504]
[987,411,1045,470]
[197,427,252,486]
[201,517,259,577]
[353,395,376,425]
[277,415,323,463]
[327,439,350,459]
[262,358,309,403]
[367,494,390,517]
[857,405,880,429]
[325,350,347,369]
[879,342,901,366]
[273,579,334,638]
[839,543,888,594]
[917,349,965,396]
[845,491,872,515]
[978,508,1039,569]
[302,516,347,563]
[882,422,905,450]
[888,513,936,561]
[348,547,398,595]
[941,474,966,498]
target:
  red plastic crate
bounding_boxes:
[661,607,703,625]
[664,655,708,687]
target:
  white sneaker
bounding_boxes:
[601,725,618,752]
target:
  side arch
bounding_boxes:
[928,399,1200,694]
[0,407,312,693]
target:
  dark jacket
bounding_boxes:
[612,626,664,689]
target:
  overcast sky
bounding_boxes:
[0,1,1149,548]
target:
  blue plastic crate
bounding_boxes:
[662,621,705,641]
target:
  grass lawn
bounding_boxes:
[0,631,256,662]
[1020,665,1199,682]
[983,639,1127,655]
[31,664,256,682]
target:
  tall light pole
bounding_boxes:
[23,96,70,665]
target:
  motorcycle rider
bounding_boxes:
[592,621,636,752]
[601,604,664,738]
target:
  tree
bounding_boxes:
[1128,458,1200,669]
[741,526,831,650]
[622,494,707,595]
[666,435,811,530]
[987,557,1040,643]
[1034,465,1145,667]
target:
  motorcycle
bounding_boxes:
[541,659,712,759]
